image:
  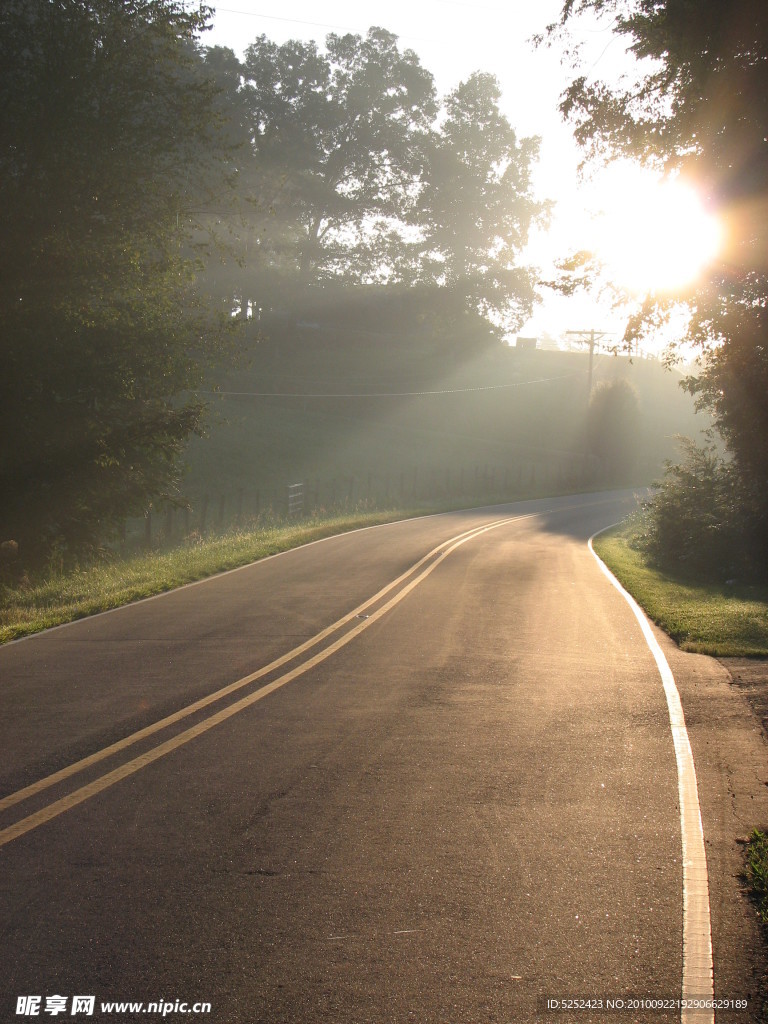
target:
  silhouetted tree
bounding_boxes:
[219,36,546,346]
[415,73,544,331]
[586,379,640,481]
[240,28,437,289]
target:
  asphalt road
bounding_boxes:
[1,492,766,1023]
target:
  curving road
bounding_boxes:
[1,492,765,1022]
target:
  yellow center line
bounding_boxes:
[0,515,516,816]
[0,513,542,847]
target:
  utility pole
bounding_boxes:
[566,329,611,397]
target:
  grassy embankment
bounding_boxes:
[2,473,612,645]
[593,516,768,657]
[0,508,421,644]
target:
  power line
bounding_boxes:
[566,329,612,395]
[213,7,438,43]
[213,7,364,34]
[195,372,580,399]
[211,5,493,45]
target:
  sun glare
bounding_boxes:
[585,162,722,294]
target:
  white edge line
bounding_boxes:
[589,523,714,1024]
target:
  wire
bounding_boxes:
[213,7,362,33]
[211,5,486,44]
[195,372,580,399]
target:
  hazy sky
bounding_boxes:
[204,1,637,345]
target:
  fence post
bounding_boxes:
[144,508,152,548]
[287,482,304,517]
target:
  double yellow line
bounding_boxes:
[1,512,539,849]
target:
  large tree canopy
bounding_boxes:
[0,0,231,561]
[201,31,545,341]
[548,0,768,560]
[240,28,438,288]
[553,0,768,270]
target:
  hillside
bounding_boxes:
[176,321,708,523]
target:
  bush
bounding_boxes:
[636,437,762,582]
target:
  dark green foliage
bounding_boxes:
[414,73,544,328]
[238,28,439,289]
[0,0,231,564]
[683,287,768,533]
[636,438,763,581]
[0,11,546,567]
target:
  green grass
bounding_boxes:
[744,829,768,1022]
[593,517,768,656]
[0,508,427,644]
[745,829,768,926]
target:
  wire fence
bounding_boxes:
[120,456,623,551]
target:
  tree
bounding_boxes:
[636,438,751,580]
[546,0,768,566]
[224,37,546,348]
[415,73,544,333]
[586,378,640,481]
[0,0,230,563]
[240,28,438,290]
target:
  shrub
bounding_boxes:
[636,437,762,582]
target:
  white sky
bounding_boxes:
[204,0,640,346]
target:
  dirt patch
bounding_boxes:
[721,658,768,738]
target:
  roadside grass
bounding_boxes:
[0,507,426,644]
[744,829,768,1022]
[745,830,768,927]
[593,516,768,657]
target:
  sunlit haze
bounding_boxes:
[580,162,722,295]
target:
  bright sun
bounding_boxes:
[585,162,722,294]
